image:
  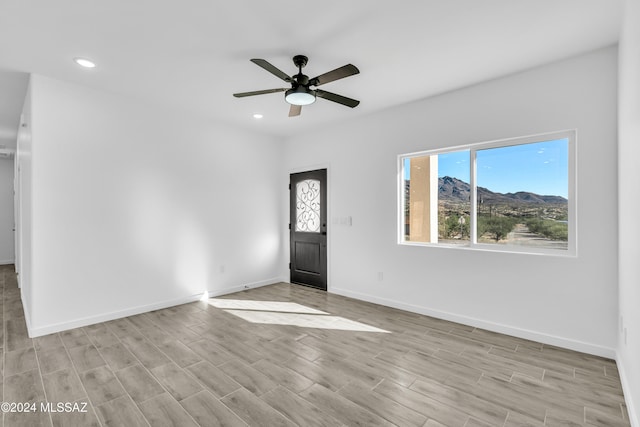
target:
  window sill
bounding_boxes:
[399,241,576,257]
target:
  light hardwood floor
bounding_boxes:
[0,264,630,426]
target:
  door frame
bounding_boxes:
[288,164,330,291]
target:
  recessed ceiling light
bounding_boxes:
[253,113,263,119]
[74,57,96,68]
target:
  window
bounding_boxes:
[399,130,576,255]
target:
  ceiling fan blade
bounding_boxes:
[310,64,359,86]
[250,59,293,82]
[233,88,287,98]
[289,104,302,117]
[315,89,360,108]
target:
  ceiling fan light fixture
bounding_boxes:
[285,87,316,106]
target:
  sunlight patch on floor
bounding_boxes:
[208,299,389,333]
[225,309,389,333]
[207,299,328,314]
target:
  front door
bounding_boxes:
[290,169,327,290]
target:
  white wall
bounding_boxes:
[618,0,640,424]
[25,74,284,336]
[283,46,618,357]
[17,81,33,319]
[0,157,15,264]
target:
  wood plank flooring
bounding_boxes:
[0,264,631,426]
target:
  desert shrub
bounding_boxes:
[526,218,568,241]
[443,214,470,239]
[477,216,517,242]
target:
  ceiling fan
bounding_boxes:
[233,55,360,117]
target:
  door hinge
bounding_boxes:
[288,223,291,230]
[288,262,291,270]
[288,184,291,190]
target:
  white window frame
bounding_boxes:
[398,130,577,257]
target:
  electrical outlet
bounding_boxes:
[624,327,628,346]
[220,265,225,274]
[377,272,384,281]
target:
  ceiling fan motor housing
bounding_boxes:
[286,55,315,105]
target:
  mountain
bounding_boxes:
[436,176,567,204]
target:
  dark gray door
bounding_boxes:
[290,169,327,290]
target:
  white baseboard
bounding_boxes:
[617,351,639,427]
[206,276,286,298]
[330,287,616,359]
[21,286,33,334]
[28,293,205,337]
[27,276,285,338]
[0,259,15,265]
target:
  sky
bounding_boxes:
[406,138,569,198]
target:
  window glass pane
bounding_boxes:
[404,155,438,243]
[403,150,470,245]
[296,179,321,232]
[475,139,569,250]
[437,150,470,245]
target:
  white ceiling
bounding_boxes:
[0,1,622,141]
